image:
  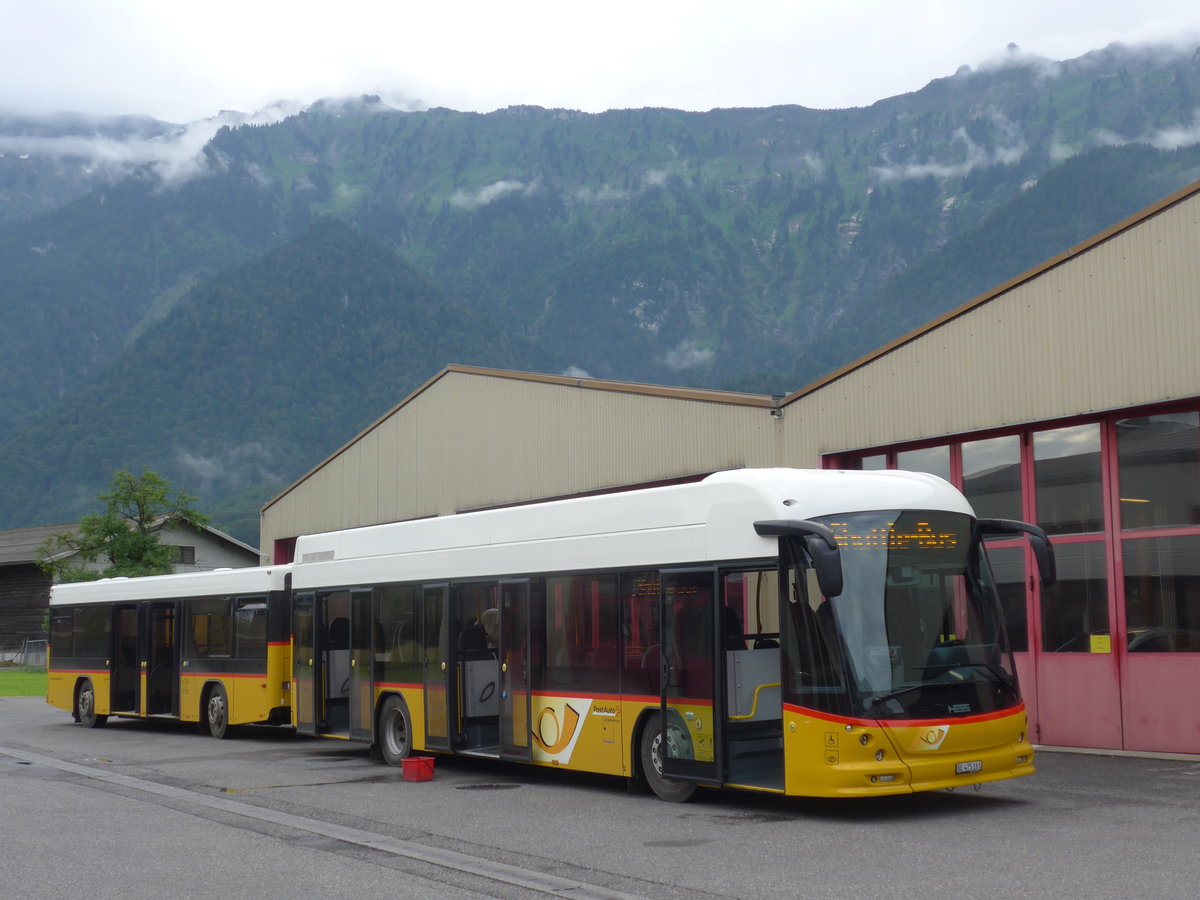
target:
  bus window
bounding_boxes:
[377,584,421,683]
[75,606,108,658]
[782,547,852,716]
[51,611,74,658]
[545,574,618,692]
[621,571,660,697]
[722,570,780,649]
[188,597,233,658]
[664,572,715,700]
[234,597,267,659]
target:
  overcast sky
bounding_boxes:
[3,1,1200,123]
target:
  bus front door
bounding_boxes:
[422,584,452,752]
[660,569,724,787]
[499,580,532,762]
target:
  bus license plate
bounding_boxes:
[956,760,983,775]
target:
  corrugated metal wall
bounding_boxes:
[783,186,1200,458]
[261,371,779,558]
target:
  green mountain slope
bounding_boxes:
[0,219,535,541]
[3,42,1200,535]
[729,141,1200,393]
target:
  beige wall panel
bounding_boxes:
[261,370,778,559]
[785,190,1200,458]
[376,423,398,524]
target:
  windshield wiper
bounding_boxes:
[915,661,1016,692]
[869,663,1016,711]
[867,684,925,709]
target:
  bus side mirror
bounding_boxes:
[978,518,1057,588]
[754,519,844,598]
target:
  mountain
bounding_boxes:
[2,41,1200,542]
[0,219,535,536]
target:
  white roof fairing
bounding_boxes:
[47,469,974,603]
[49,565,291,607]
[289,468,973,589]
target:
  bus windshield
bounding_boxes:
[783,509,1019,721]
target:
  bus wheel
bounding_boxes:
[205,684,232,739]
[77,679,107,729]
[378,695,412,766]
[639,714,695,803]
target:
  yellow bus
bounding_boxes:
[48,468,1054,802]
[47,567,291,737]
[290,467,1054,800]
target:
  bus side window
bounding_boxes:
[784,561,849,706]
[234,597,267,659]
[621,571,660,696]
[545,574,618,692]
[189,597,233,658]
[51,611,74,658]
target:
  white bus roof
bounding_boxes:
[49,565,290,607]
[290,467,972,589]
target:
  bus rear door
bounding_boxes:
[144,601,179,717]
[111,604,139,715]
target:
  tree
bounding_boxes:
[38,469,209,582]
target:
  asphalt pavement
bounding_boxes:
[2,696,1199,899]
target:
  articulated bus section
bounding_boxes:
[47,568,291,736]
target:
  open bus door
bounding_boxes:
[499,580,532,762]
[422,584,452,751]
[293,589,373,738]
[659,569,724,787]
[144,601,179,717]
[348,589,373,742]
[111,605,139,715]
[293,592,316,734]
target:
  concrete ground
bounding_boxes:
[3,696,1199,899]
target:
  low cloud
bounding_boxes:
[0,101,304,186]
[574,184,628,203]
[1051,115,1200,160]
[1148,119,1200,150]
[175,442,281,492]
[872,121,1027,183]
[969,44,1066,84]
[561,365,592,378]
[664,339,715,370]
[449,179,533,209]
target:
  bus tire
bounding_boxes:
[205,683,232,739]
[77,679,107,729]
[639,713,696,803]
[378,695,412,766]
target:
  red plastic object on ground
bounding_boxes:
[402,756,435,782]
